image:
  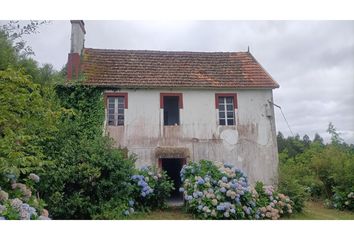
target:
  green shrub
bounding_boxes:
[278,130,354,212]
[0,173,50,220]
[129,167,174,213]
[330,189,354,211]
[38,85,135,219]
[180,160,294,220]
[0,69,60,180]
[92,167,174,219]
[278,168,308,213]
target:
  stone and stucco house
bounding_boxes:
[67,20,280,193]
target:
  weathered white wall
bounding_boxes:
[105,88,278,185]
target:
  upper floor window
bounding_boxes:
[105,93,128,126]
[160,93,183,126]
[215,94,237,126]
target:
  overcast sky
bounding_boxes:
[5,20,354,143]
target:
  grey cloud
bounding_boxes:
[4,20,353,143]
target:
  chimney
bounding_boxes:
[67,20,86,80]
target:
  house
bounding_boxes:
[67,20,280,195]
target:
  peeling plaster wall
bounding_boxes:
[105,88,278,185]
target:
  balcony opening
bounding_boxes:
[163,96,180,126]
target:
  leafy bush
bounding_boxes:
[0,173,50,220]
[180,160,294,220]
[278,162,310,212]
[0,69,60,179]
[328,190,354,211]
[278,126,354,212]
[128,167,174,213]
[38,85,135,219]
[254,182,293,219]
[92,167,174,219]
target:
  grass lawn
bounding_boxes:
[128,206,194,220]
[286,201,354,220]
[127,201,354,220]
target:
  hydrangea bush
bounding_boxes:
[0,173,50,220]
[123,166,174,216]
[180,160,294,220]
[325,189,354,211]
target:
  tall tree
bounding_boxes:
[313,133,324,145]
[327,122,343,145]
[303,134,311,148]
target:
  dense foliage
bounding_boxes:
[0,69,60,179]
[130,167,174,212]
[277,125,354,212]
[0,23,174,220]
[180,160,294,219]
[0,173,50,220]
[37,85,137,219]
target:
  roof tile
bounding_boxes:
[81,48,279,89]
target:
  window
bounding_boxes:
[105,93,128,126]
[160,93,183,126]
[215,94,237,126]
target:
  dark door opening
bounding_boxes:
[161,158,185,200]
[163,96,180,126]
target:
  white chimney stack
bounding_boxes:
[67,20,86,80]
[70,20,86,55]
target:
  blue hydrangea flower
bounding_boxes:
[197,178,205,185]
[141,192,146,197]
[185,195,193,201]
[179,187,185,192]
[216,205,225,211]
[221,176,228,183]
[245,208,251,215]
[220,187,226,193]
[28,207,37,217]
[230,209,236,214]
[129,200,135,206]
[141,166,149,171]
[123,210,129,216]
[224,163,233,169]
[5,174,16,180]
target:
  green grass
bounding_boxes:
[286,201,354,220]
[126,201,354,220]
[127,206,195,220]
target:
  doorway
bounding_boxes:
[160,158,185,200]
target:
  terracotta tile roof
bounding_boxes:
[81,48,279,89]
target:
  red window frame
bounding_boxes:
[104,92,128,109]
[160,93,183,109]
[215,93,238,109]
